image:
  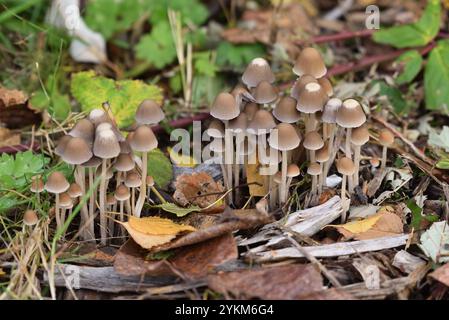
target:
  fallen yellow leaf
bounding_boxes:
[121,222,178,249]
[127,216,196,235]
[168,147,197,167]
[246,158,268,197]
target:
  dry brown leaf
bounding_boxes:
[0,127,20,147]
[246,160,267,197]
[0,87,41,129]
[429,263,449,287]
[0,87,28,107]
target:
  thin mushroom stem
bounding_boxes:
[311,174,318,196]
[76,166,92,241]
[345,128,354,193]
[125,197,132,215]
[88,168,95,239]
[323,126,342,178]
[131,188,135,215]
[318,163,324,194]
[341,174,347,223]
[55,193,61,231]
[223,121,233,204]
[119,201,125,237]
[381,146,388,170]
[269,175,276,209]
[353,145,361,187]
[280,151,288,204]
[99,159,108,245]
[134,152,147,217]
[234,147,240,205]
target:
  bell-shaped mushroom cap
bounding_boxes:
[125,172,141,188]
[317,77,333,97]
[352,125,370,146]
[146,175,155,187]
[206,119,225,138]
[93,129,120,159]
[30,176,44,193]
[322,98,342,124]
[88,108,109,126]
[95,166,114,179]
[45,171,69,194]
[259,147,281,165]
[336,99,366,128]
[370,157,381,168]
[129,125,158,152]
[273,97,301,123]
[81,156,101,168]
[106,193,117,206]
[69,119,94,143]
[231,84,255,105]
[268,123,301,151]
[114,153,135,172]
[61,137,93,165]
[119,140,132,154]
[211,92,240,121]
[209,138,225,153]
[337,157,355,175]
[291,75,317,100]
[242,102,259,121]
[316,143,330,163]
[68,183,82,198]
[303,131,324,151]
[23,209,38,226]
[242,57,275,88]
[251,81,278,104]
[54,135,72,157]
[96,122,112,132]
[287,164,300,177]
[228,113,248,134]
[247,109,276,135]
[135,99,165,125]
[379,129,394,146]
[296,82,328,114]
[115,184,130,201]
[307,162,321,176]
[292,47,327,78]
[273,171,282,184]
[59,192,73,208]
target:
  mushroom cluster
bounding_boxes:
[209,48,369,218]
[40,100,164,244]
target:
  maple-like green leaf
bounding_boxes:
[148,0,208,26]
[216,42,266,70]
[424,40,449,113]
[147,148,173,188]
[194,51,218,77]
[395,50,423,85]
[70,71,162,128]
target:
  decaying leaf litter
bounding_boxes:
[1,0,449,300]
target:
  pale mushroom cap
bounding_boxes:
[352,125,370,146]
[69,119,94,143]
[321,98,342,123]
[336,99,366,128]
[23,209,38,226]
[68,183,82,198]
[242,102,259,121]
[206,119,225,138]
[379,129,394,146]
[45,171,69,194]
[291,75,317,100]
[59,192,73,208]
[146,175,155,186]
[287,164,300,177]
[119,140,132,154]
[303,131,324,151]
[210,92,240,121]
[54,135,72,157]
[337,157,356,175]
[241,57,275,88]
[81,156,102,168]
[95,166,114,179]
[96,122,113,132]
[247,109,276,135]
[129,125,158,152]
[93,129,120,159]
[316,144,330,162]
[106,193,117,206]
[115,184,130,201]
[88,108,109,126]
[273,97,301,123]
[114,153,135,172]
[135,99,165,125]
[268,123,301,151]
[370,157,381,167]
[125,172,141,188]
[30,177,44,193]
[296,82,328,114]
[228,113,248,133]
[307,162,321,176]
[317,77,333,97]
[251,81,278,104]
[61,137,93,165]
[292,47,327,78]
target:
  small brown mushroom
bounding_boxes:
[351,125,370,188]
[379,129,394,170]
[242,57,275,88]
[336,157,355,222]
[292,47,327,78]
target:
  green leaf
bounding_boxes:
[424,40,449,113]
[70,71,162,128]
[373,0,441,48]
[135,22,176,69]
[376,80,409,114]
[407,199,423,230]
[153,202,201,217]
[191,74,226,107]
[395,50,423,85]
[216,42,266,70]
[436,158,449,169]
[148,0,208,26]
[147,148,173,188]
[194,51,218,77]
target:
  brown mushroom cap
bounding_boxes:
[231,84,255,105]
[370,157,381,168]
[352,125,370,146]
[291,75,317,100]
[307,162,321,176]
[129,125,158,152]
[316,143,330,163]
[23,209,38,226]
[292,47,327,78]
[296,82,328,114]
[106,193,117,206]
[69,118,95,143]
[88,108,109,126]
[211,92,240,121]
[337,157,355,175]
[303,131,324,151]
[287,164,300,177]
[273,97,301,123]
[379,129,394,146]
[115,184,130,201]
[96,122,113,132]
[68,183,82,198]
[125,172,141,188]
[247,109,276,135]
[119,140,132,154]
[242,102,259,121]
[54,135,72,157]
[242,57,275,88]
[45,171,69,194]
[93,129,120,159]
[228,113,248,134]
[322,98,342,124]
[251,81,278,104]
[336,99,366,128]
[61,137,93,165]
[146,175,155,187]
[96,166,114,179]
[135,99,165,125]
[206,119,225,138]
[30,176,44,193]
[114,153,135,172]
[81,156,102,168]
[59,192,73,208]
[268,123,301,151]
[317,77,333,97]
